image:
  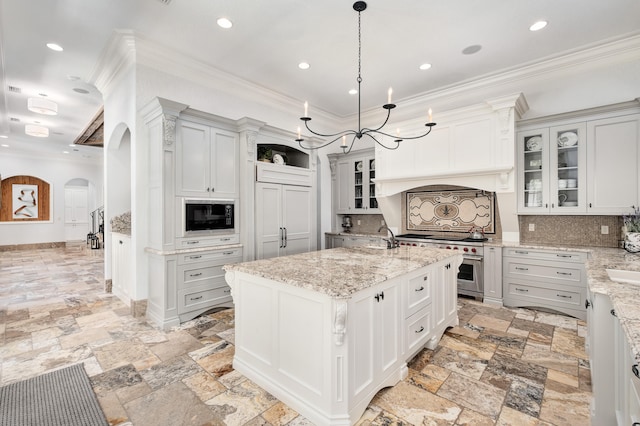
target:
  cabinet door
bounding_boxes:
[255,183,283,260]
[549,123,587,213]
[365,157,380,212]
[210,129,239,198]
[587,114,640,214]
[483,246,502,303]
[177,121,211,197]
[336,160,352,213]
[352,157,367,212]
[517,129,550,213]
[377,281,400,375]
[282,185,312,256]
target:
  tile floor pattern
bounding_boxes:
[0,243,592,425]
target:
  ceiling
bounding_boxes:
[1,0,639,159]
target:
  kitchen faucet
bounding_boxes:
[378,225,397,249]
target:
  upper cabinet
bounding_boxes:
[176,120,239,199]
[517,123,587,213]
[517,110,640,215]
[332,149,380,214]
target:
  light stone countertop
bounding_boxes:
[223,246,461,299]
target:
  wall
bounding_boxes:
[0,151,103,246]
[519,215,622,247]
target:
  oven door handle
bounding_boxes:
[464,255,483,261]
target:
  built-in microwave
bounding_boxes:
[183,199,236,236]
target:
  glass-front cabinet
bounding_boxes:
[517,123,586,214]
[333,149,380,214]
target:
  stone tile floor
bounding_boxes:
[0,243,592,425]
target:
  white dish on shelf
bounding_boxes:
[567,178,577,188]
[370,160,375,170]
[563,201,578,206]
[273,154,285,165]
[356,161,363,171]
[557,132,578,147]
[526,136,542,151]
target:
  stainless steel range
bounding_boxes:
[396,233,485,301]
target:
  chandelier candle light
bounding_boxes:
[295,1,436,154]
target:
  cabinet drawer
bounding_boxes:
[504,261,582,284]
[405,307,432,354]
[178,249,242,265]
[179,263,233,290]
[178,284,232,313]
[505,281,583,309]
[406,270,432,318]
[503,248,587,263]
[177,234,240,249]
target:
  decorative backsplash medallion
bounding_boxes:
[407,190,495,233]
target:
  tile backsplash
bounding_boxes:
[338,214,386,234]
[519,215,623,247]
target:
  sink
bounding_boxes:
[606,269,640,285]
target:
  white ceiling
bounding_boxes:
[1,0,639,159]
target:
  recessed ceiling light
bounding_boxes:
[529,20,548,31]
[298,62,310,70]
[25,124,49,137]
[63,151,69,154]
[462,45,482,55]
[0,135,8,138]
[46,43,63,52]
[1,144,9,148]
[28,98,58,115]
[348,89,358,95]
[217,17,233,29]
[419,63,432,71]
[73,88,90,94]
[67,75,81,81]
[69,144,76,147]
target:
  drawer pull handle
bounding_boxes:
[633,364,640,379]
[585,300,591,309]
[224,289,231,294]
[190,295,203,301]
[190,255,202,260]
[556,271,572,276]
[415,286,425,292]
[223,251,234,255]
[515,288,529,293]
[187,241,200,245]
[190,273,203,277]
[515,250,529,254]
[556,254,572,258]
[611,309,617,317]
[556,294,572,299]
[515,267,529,271]
[423,276,428,281]
[415,326,425,334]
[221,238,231,241]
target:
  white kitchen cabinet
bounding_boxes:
[517,108,640,216]
[483,246,503,306]
[432,260,459,340]
[111,232,132,305]
[176,120,239,199]
[351,279,400,403]
[502,247,588,320]
[330,149,380,214]
[517,123,587,214]
[226,253,461,426]
[586,114,640,214]
[256,182,313,259]
[176,247,241,322]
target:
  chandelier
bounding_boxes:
[295,1,436,154]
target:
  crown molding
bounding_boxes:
[89,30,137,96]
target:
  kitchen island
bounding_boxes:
[224,246,462,426]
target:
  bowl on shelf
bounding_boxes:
[558,179,568,189]
[567,179,577,188]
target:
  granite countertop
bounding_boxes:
[224,246,461,299]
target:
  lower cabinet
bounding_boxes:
[483,246,503,305]
[502,247,588,320]
[586,289,640,425]
[226,255,461,426]
[111,232,131,305]
[325,234,384,249]
[146,246,243,329]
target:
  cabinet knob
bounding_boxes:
[585,300,591,309]
[632,364,640,379]
[611,309,617,317]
